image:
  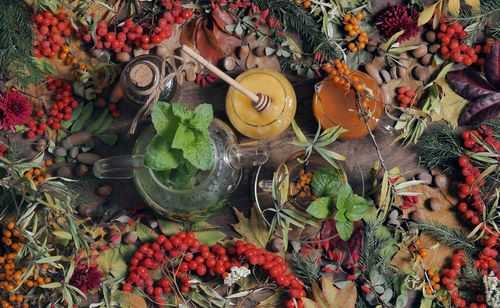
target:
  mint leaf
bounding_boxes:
[169,161,198,190]
[335,208,348,222]
[183,133,214,170]
[306,197,332,219]
[151,102,180,137]
[335,184,353,211]
[336,220,354,241]
[171,103,192,121]
[345,194,370,221]
[172,123,196,150]
[311,168,343,197]
[190,104,213,131]
[144,134,183,171]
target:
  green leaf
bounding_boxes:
[144,134,183,171]
[306,197,332,219]
[71,103,94,132]
[335,184,353,211]
[151,102,180,137]
[311,168,343,197]
[345,194,370,221]
[86,109,109,134]
[52,230,72,240]
[182,133,214,171]
[158,220,183,236]
[94,247,128,278]
[194,231,226,245]
[135,223,157,242]
[171,103,192,121]
[33,58,56,76]
[336,220,354,241]
[190,104,213,131]
[96,134,118,146]
[172,123,196,151]
[40,282,62,289]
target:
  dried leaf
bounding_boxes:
[211,7,238,34]
[464,0,480,12]
[94,247,128,279]
[193,231,226,245]
[196,20,225,66]
[180,18,200,47]
[211,19,241,57]
[114,290,147,308]
[485,42,500,89]
[447,0,461,16]
[303,277,357,308]
[232,205,268,248]
[418,3,437,26]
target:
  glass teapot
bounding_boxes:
[93,119,268,222]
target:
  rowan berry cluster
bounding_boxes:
[78,1,192,54]
[343,12,368,52]
[456,125,499,226]
[123,232,307,307]
[473,38,496,67]
[32,11,72,59]
[395,87,416,108]
[26,78,78,139]
[437,20,478,65]
[437,250,489,308]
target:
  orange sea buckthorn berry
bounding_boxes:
[44,159,53,167]
[3,230,11,238]
[355,12,363,20]
[6,285,14,292]
[343,13,352,22]
[7,222,14,230]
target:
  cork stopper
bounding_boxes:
[129,62,159,92]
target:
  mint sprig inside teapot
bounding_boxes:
[145,102,214,188]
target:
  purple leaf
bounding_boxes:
[447,69,496,100]
[485,42,500,90]
[458,92,500,125]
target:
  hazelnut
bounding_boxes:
[412,44,428,59]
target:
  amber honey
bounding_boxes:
[312,71,383,139]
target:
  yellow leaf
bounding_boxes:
[465,0,480,12]
[303,277,357,308]
[231,205,269,248]
[432,79,469,127]
[447,0,461,16]
[418,3,438,26]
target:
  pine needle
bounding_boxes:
[412,221,479,256]
[0,1,44,88]
[291,252,321,288]
[418,123,463,176]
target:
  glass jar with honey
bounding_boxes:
[312,71,383,139]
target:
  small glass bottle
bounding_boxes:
[120,55,179,107]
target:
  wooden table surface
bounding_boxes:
[99,73,424,236]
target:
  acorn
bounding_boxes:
[253,46,267,57]
[237,45,250,59]
[96,185,112,197]
[424,31,436,43]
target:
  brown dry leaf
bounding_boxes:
[196,20,225,66]
[232,205,269,249]
[115,290,147,308]
[211,7,238,34]
[302,277,357,308]
[212,20,241,57]
[180,18,199,47]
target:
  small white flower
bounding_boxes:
[223,266,251,286]
[484,272,500,308]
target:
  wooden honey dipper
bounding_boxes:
[181,45,271,112]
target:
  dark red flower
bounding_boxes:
[0,91,32,131]
[69,263,103,293]
[375,3,421,43]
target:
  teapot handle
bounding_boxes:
[93,155,145,179]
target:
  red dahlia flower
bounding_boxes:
[0,91,32,131]
[375,2,421,43]
[69,263,103,293]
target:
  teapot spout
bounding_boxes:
[225,141,269,170]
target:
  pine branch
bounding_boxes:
[451,0,500,43]
[0,1,44,88]
[412,221,479,256]
[253,0,342,60]
[291,252,321,288]
[418,123,463,176]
